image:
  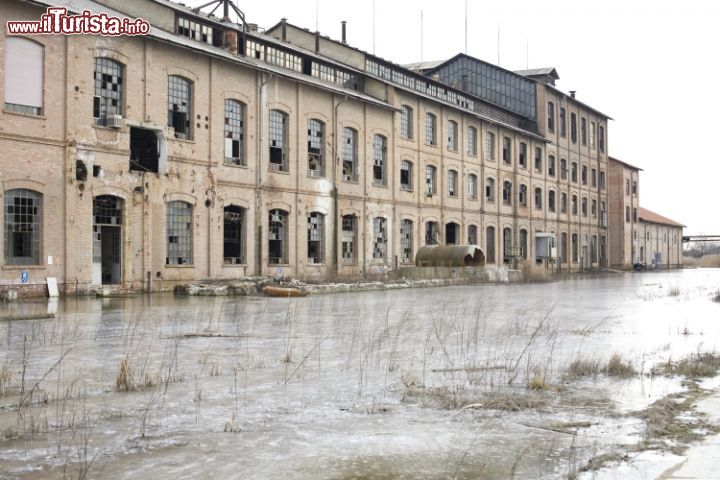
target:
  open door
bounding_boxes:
[93,196,123,285]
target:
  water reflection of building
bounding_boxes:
[0,0,677,294]
[608,158,684,269]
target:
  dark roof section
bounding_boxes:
[514,67,560,79]
[424,53,533,84]
[608,156,644,171]
[638,207,685,228]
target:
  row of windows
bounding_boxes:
[547,101,606,152]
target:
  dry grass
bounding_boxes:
[115,357,135,392]
[463,392,548,412]
[0,365,11,395]
[566,358,602,378]
[713,290,720,303]
[527,376,549,391]
[668,287,681,297]
[654,353,720,378]
[605,354,636,377]
[684,254,720,268]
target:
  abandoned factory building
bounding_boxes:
[0,0,683,294]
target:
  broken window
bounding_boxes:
[400,160,413,190]
[372,217,387,264]
[224,100,245,166]
[177,17,214,44]
[590,121,596,149]
[467,174,477,200]
[447,170,458,197]
[548,190,556,212]
[166,201,193,265]
[547,101,555,132]
[308,119,324,177]
[535,187,542,210]
[485,132,495,160]
[598,125,605,153]
[548,155,556,177]
[4,189,42,265]
[307,212,324,264]
[581,117,587,145]
[341,214,357,264]
[502,136,511,164]
[485,177,495,202]
[425,113,437,146]
[560,158,568,180]
[94,57,123,125]
[519,229,528,259]
[76,160,88,181]
[446,223,459,245]
[486,226,496,264]
[581,165,588,185]
[467,126,477,156]
[269,110,288,172]
[425,221,439,245]
[224,205,245,264]
[571,162,578,182]
[400,105,413,140]
[534,147,543,172]
[559,108,566,137]
[519,184,528,207]
[570,113,577,144]
[468,225,478,245]
[591,199,597,217]
[425,165,437,195]
[447,120,458,151]
[400,219,413,264]
[342,127,357,181]
[572,195,578,215]
[502,180,512,205]
[561,192,567,213]
[518,142,527,168]
[502,228,512,263]
[373,134,387,185]
[268,209,288,264]
[167,76,192,140]
[4,38,43,116]
[632,181,637,196]
[130,127,159,172]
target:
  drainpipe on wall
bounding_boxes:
[255,72,268,277]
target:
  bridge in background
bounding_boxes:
[683,235,720,244]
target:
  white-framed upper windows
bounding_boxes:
[4,37,44,116]
[467,126,478,156]
[93,57,123,125]
[342,127,358,182]
[447,120,458,151]
[400,105,413,140]
[224,99,246,166]
[168,75,192,140]
[269,109,289,172]
[425,112,437,146]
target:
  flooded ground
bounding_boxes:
[1,269,719,479]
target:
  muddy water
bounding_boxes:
[1,269,719,479]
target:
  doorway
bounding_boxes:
[93,196,123,285]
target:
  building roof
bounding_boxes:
[403,60,447,72]
[638,207,685,228]
[514,67,560,80]
[608,156,643,171]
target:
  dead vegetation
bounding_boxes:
[564,354,635,379]
[566,358,602,378]
[713,290,720,303]
[653,352,720,378]
[605,354,636,377]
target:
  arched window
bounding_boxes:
[224,100,246,166]
[425,113,437,146]
[502,180,512,205]
[561,192,568,213]
[503,227,512,263]
[400,219,413,264]
[400,105,413,140]
[519,184,528,207]
[467,126,477,156]
[425,221,439,245]
[4,38,44,115]
[341,214,358,264]
[445,222,460,245]
[166,201,193,265]
[467,174,478,200]
[447,169,458,197]
[307,212,324,264]
[548,190,556,212]
[425,165,437,195]
[372,217,387,263]
[308,118,324,177]
[447,120,458,151]
[4,189,42,265]
[372,134,387,185]
[572,195,578,215]
[485,132,495,160]
[94,57,123,124]
[342,127,358,181]
[468,225,478,245]
[485,177,495,202]
[224,205,245,264]
[400,160,413,190]
[534,187,543,210]
[486,226,496,264]
[572,233,579,262]
[520,229,528,259]
[168,75,192,139]
[268,209,289,264]
[518,142,527,168]
[269,110,289,172]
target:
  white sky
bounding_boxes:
[188,0,719,235]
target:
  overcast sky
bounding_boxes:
[187,0,718,235]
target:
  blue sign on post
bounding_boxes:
[20,271,29,284]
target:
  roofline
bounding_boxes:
[608,156,644,171]
[425,53,532,84]
[638,207,686,228]
[22,0,397,113]
[543,83,613,120]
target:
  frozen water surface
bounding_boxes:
[0,269,719,479]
